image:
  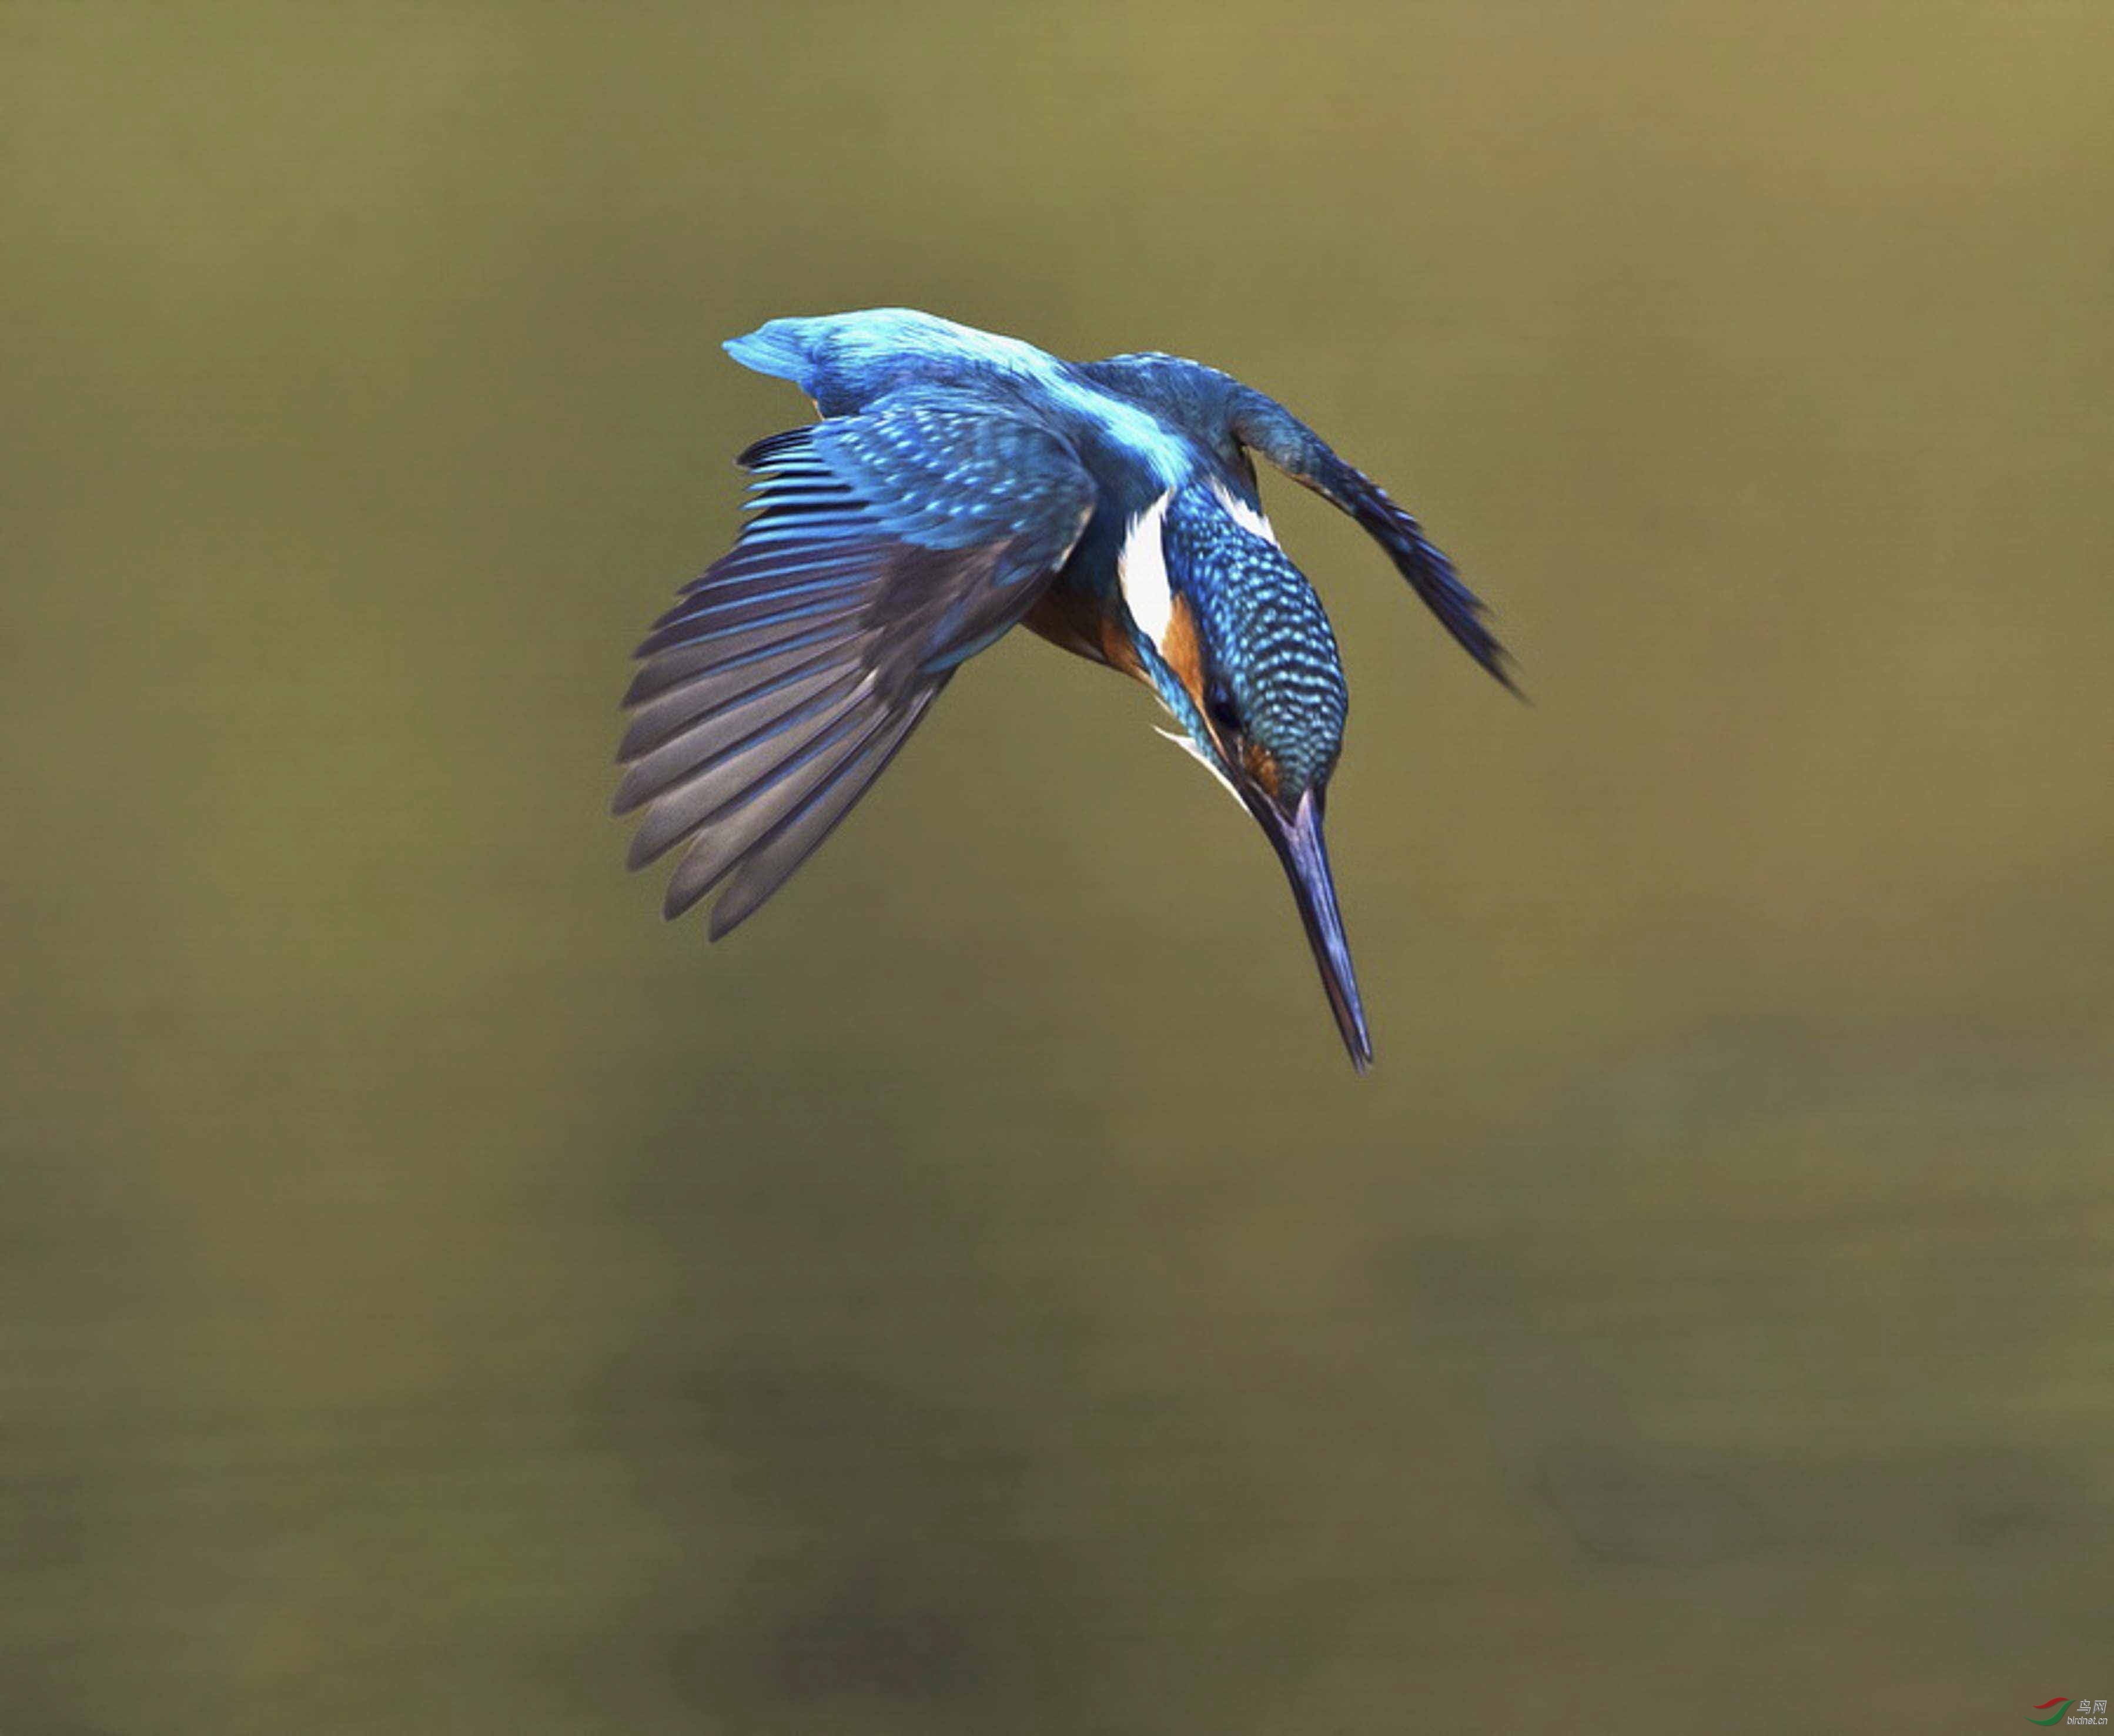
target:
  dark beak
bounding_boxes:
[1252,786,1373,1072]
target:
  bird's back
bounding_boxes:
[725,308,1061,414]
[725,309,1203,490]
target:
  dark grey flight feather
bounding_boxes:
[615,393,1095,934]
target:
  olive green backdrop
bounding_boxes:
[4,3,2110,1731]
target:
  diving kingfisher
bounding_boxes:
[614,310,1513,1071]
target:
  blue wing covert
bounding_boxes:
[615,393,1093,933]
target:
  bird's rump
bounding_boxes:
[614,394,1095,934]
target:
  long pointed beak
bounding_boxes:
[1253,787,1373,1072]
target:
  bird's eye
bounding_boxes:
[1204,681,1240,734]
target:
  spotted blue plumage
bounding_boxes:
[1158,486,1349,798]
[618,310,1514,1069]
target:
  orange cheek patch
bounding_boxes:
[1160,594,1206,709]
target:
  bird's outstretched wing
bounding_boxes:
[1229,387,1516,693]
[616,393,1096,934]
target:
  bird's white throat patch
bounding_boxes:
[1116,492,1176,650]
[1210,479,1278,546]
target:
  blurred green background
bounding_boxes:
[4,2,2112,1731]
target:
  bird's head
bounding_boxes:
[1120,486,1372,1070]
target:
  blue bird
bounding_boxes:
[614,310,1512,1070]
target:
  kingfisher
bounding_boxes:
[614,310,1512,1070]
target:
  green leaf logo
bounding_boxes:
[2031,1700,2076,1726]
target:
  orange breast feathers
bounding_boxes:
[1157,591,1205,700]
